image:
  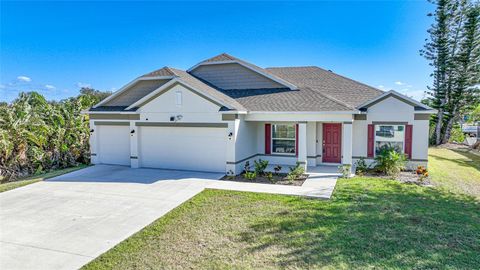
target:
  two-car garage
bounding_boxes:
[94,122,227,173]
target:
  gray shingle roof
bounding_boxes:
[266,66,384,108]
[168,68,247,111]
[89,106,138,112]
[92,54,385,113]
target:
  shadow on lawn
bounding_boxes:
[239,179,480,269]
[430,149,480,173]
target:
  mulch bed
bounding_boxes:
[221,173,308,186]
[361,171,431,186]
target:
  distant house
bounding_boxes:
[85,53,436,174]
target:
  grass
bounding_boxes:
[83,177,480,270]
[428,147,480,198]
[0,164,88,193]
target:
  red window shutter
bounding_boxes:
[295,123,299,157]
[405,125,413,159]
[265,124,271,154]
[367,124,374,157]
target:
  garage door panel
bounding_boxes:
[97,125,130,166]
[139,127,226,172]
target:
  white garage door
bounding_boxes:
[97,124,130,166]
[138,126,227,172]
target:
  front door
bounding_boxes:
[322,123,342,163]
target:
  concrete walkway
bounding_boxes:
[0,165,337,270]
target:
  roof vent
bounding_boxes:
[328,69,333,72]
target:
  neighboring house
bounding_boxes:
[85,53,436,175]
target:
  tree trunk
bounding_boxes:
[442,107,458,144]
[435,108,445,145]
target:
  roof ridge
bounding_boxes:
[313,66,384,95]
[142,66,176,77]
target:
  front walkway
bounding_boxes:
[0,165,337,270]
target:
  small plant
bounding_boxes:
[266,172,275,183]
[415,165,429,182]
[286,172,297,183]
[355,157,368,176]
[287,162,305,182]
[254,159,269,176]
[244,171,256,181]
[243,161,251,173]
[374,146,406,178]
[273,165,282,175]
[338,164,352,178]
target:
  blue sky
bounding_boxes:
[1,1,434,102]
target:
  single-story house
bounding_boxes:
[85,53,435,175]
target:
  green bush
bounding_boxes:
[354,157,369,175]
[254,159,269,176]
[338,164,351,178]
[287,162,305,181]
[449,126,465,143]
[266,172,275,183]
[244,171,256,181]
[374,146,407,177]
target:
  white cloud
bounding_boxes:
[17,76,32,82]
[0,84,5,89]
[394,81,404,86]
[45,84,56,90]
[76,82,91,88]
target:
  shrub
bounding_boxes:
[287,162,305,181]
[244,171,256,181]
[254,159,269,176]
[354,157,369,176]
[243,161,251,173]
[266,172,275,183]
[449,126,465,144]
[273,165,282,175]
[374,146,406,177]
[338,164,351,178]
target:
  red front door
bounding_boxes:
[322,123,342,163]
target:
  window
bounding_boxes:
[272,124,296,154]
[375,125,405,155]
[175,91,182,106]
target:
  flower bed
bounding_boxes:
[220,173,308,186]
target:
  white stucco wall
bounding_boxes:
[352,119,367,158]
[367,96,414,124]
[412,119,429,160]
[350,95,431,169]
[138,84,223,123]
[307,122,317,166]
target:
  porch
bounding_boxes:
[227,116,354,175]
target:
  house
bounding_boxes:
[86,53,436,175]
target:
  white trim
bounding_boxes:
[248,111,360,114]
[81,110,139,115]
[93,76,175,108]
[358,90,435,111]
[188,60,298,90]
[414,110,438,114]
[125,78,231,110]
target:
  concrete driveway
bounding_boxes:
[0,165,223,270]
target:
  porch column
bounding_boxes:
[89,120,99,164]
[342,121,353,167]
[297,122,307,169]
[130,121,139,168]
[225,118,240,175]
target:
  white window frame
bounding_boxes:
[271,123,296,155]
[175,91,182,106]
[374,124,406,157]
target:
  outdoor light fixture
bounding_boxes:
[228,132,233,140]
[90,129,94,133]
[130,130,135,134]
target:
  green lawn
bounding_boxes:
[0,164,88,193]
[428,147,480,198]
[83,177,480,270]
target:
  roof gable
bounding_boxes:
[358,90,434,111]
[188,53,298,90]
